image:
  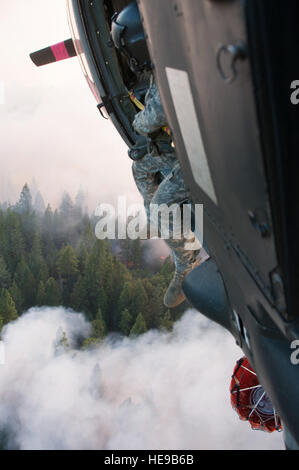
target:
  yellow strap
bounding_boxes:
[129,91,145,111]
[129,91,171,136]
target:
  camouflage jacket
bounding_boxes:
[132,75,168,137]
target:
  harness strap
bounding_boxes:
[129,91,171,136]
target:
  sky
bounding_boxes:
[0,0,140,211]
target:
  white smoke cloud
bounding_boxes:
[0,307,284,450]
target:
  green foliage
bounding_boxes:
[0,256,10,289]
[55,329,70,354]
[29,231,49,281]
[36,280,46,306]
[81,337,102,350]
[57,245,79,305]
[0,289,18,326]
[119,308,133,336]
[159,255,175,277]
[14,257,35,311]
[0,183,185,342]
[44,278,61,306]
[91,308,106,339]
[160,310,174,331]
[57,245,79,279]
[60,331,70,350]
[130,312,147,337]
[70,275,85,312]
[9,281,23,313]
[15,183,32,214]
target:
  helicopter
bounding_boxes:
[30,0,299,450]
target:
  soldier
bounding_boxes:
[111,2,208,308]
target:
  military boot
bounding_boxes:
[163,250,209,308]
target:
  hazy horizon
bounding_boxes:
[0,0,141,213]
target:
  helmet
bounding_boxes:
[111,2,151,73]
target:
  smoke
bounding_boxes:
[0,307,284,450]
[0,1,139,212]
[143,239,171,264]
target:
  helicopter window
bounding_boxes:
[67,0,109,118]
[102,0,147,92]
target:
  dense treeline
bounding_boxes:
[0,184,182,344]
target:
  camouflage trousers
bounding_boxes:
[132,152,201,273]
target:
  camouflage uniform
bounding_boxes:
[132,76,201,273]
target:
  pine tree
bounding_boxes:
[34,191,46,214]
[77,223,95,273]
[82,240,107,317]
[9,281,24,313]
[29,231,48,279]
[0,256,10,289]
[82,222,95,249]
[119,238,130,266]
[44,278,61,306]
[159,255,175,277]
[5,210,25,272]
[36,280,46,306]
[14,257,36,310]
[57,245,79,305]
[52,209,65,248]
[129,279,148,321]
[0,208,6,255]
[0,289,18,325]
[57,245,79,279]
[59,192,73,220]
[119,308,133,336]
[42,204,53,236]
[43,239,58,278]
[75,188,87,213]
[117,281,135,316]
[130,238,143,270]
[97,286,108,320]
[100,242,114,326]
[142,276,165,329]
[73,189,86,221]
[129,312,147,337]
[70,275,86,312]
[15,184,32,214]
[92,308,106,339]
[111,257,132,316]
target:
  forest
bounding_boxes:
[0,184,186,346]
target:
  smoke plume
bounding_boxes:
[0,307,284,450]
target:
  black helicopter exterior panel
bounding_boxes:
[138,0,299,446]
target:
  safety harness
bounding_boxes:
[129,91,171,136]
